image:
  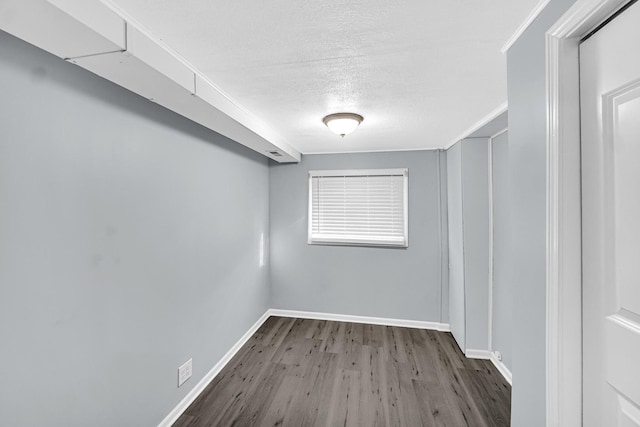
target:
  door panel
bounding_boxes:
[580,1,640,425]
[619,393,640,426]
[612,89,640,317]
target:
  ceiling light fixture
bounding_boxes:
[322,113,364,137]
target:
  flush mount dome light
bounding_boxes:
[322,113,364,137]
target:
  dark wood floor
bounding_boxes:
[174,316,511,426]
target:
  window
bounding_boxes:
[308,168,408,247]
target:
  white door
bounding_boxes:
[581,1,640,425]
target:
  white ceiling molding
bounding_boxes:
[0,0,300,163]
[302,147,443,156]
[501,0,553,53]
[445,102,508,149]
[490,127,509,140]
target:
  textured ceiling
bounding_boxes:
[105,0,539,153]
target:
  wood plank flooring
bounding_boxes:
[174,317,511,427]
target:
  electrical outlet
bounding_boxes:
[178,358,192,387]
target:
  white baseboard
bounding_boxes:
[464,349,512,386]
[490,352,513,385]
[267,308,451,332]
[465,349,492,360]
[157,310,271,427]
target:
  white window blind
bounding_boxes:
[308,168,408,247]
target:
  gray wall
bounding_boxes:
[491,131,512,371]
[446,142,466,349]
[0,31,270,427]
[506,0,577,424]
[269,151,448,323]
[461,139,490,352]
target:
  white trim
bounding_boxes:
[487,138,494,353]
[302,128,509,155]
[465,349,492,359]
[437,150,446,325]
[545,1,628,426]
[490,352,513,386]
[501,0,553,53]
[157,311,271,427]
[445,102,508,150]
[490,127,509,140]
[267,309,451,332]
[308,168,407,177]
[467,349,514,387]
[302,147,441,155]
[460,142,468,352]
[487,127,507,359]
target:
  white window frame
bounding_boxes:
[307,168,409,248]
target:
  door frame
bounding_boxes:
[545,0,628,425]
